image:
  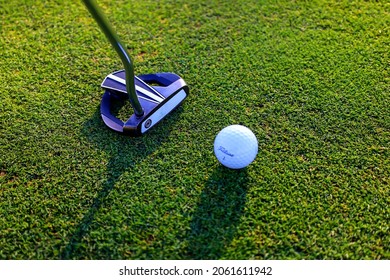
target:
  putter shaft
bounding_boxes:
[83,0,144,116]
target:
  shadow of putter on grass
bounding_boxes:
[185,166,249,259]
[61,101,182,259]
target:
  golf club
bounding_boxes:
[83,0,189,136]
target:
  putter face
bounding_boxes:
[100,70,189,136]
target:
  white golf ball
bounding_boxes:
[214,125,258,169]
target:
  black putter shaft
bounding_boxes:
[83,0,144,117]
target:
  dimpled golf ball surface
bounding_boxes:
[214,125,258,169]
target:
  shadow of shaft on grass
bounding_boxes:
[185,166,249,259]
[61,105,180,259]
[61,169,122,259]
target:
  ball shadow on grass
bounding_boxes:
[61,99,183,259]
[185,166,249,259]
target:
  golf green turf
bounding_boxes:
[0,0,389,259]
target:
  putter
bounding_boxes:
[83,0,188,136]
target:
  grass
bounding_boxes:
[0,0,389,259]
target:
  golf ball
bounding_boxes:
[214,125,258,169]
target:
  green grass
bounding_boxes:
[0,0,389,259]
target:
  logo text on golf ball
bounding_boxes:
[218,146,234,157]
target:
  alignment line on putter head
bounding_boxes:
[107,74,164,103]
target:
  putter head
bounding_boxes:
[100,70,188,136]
